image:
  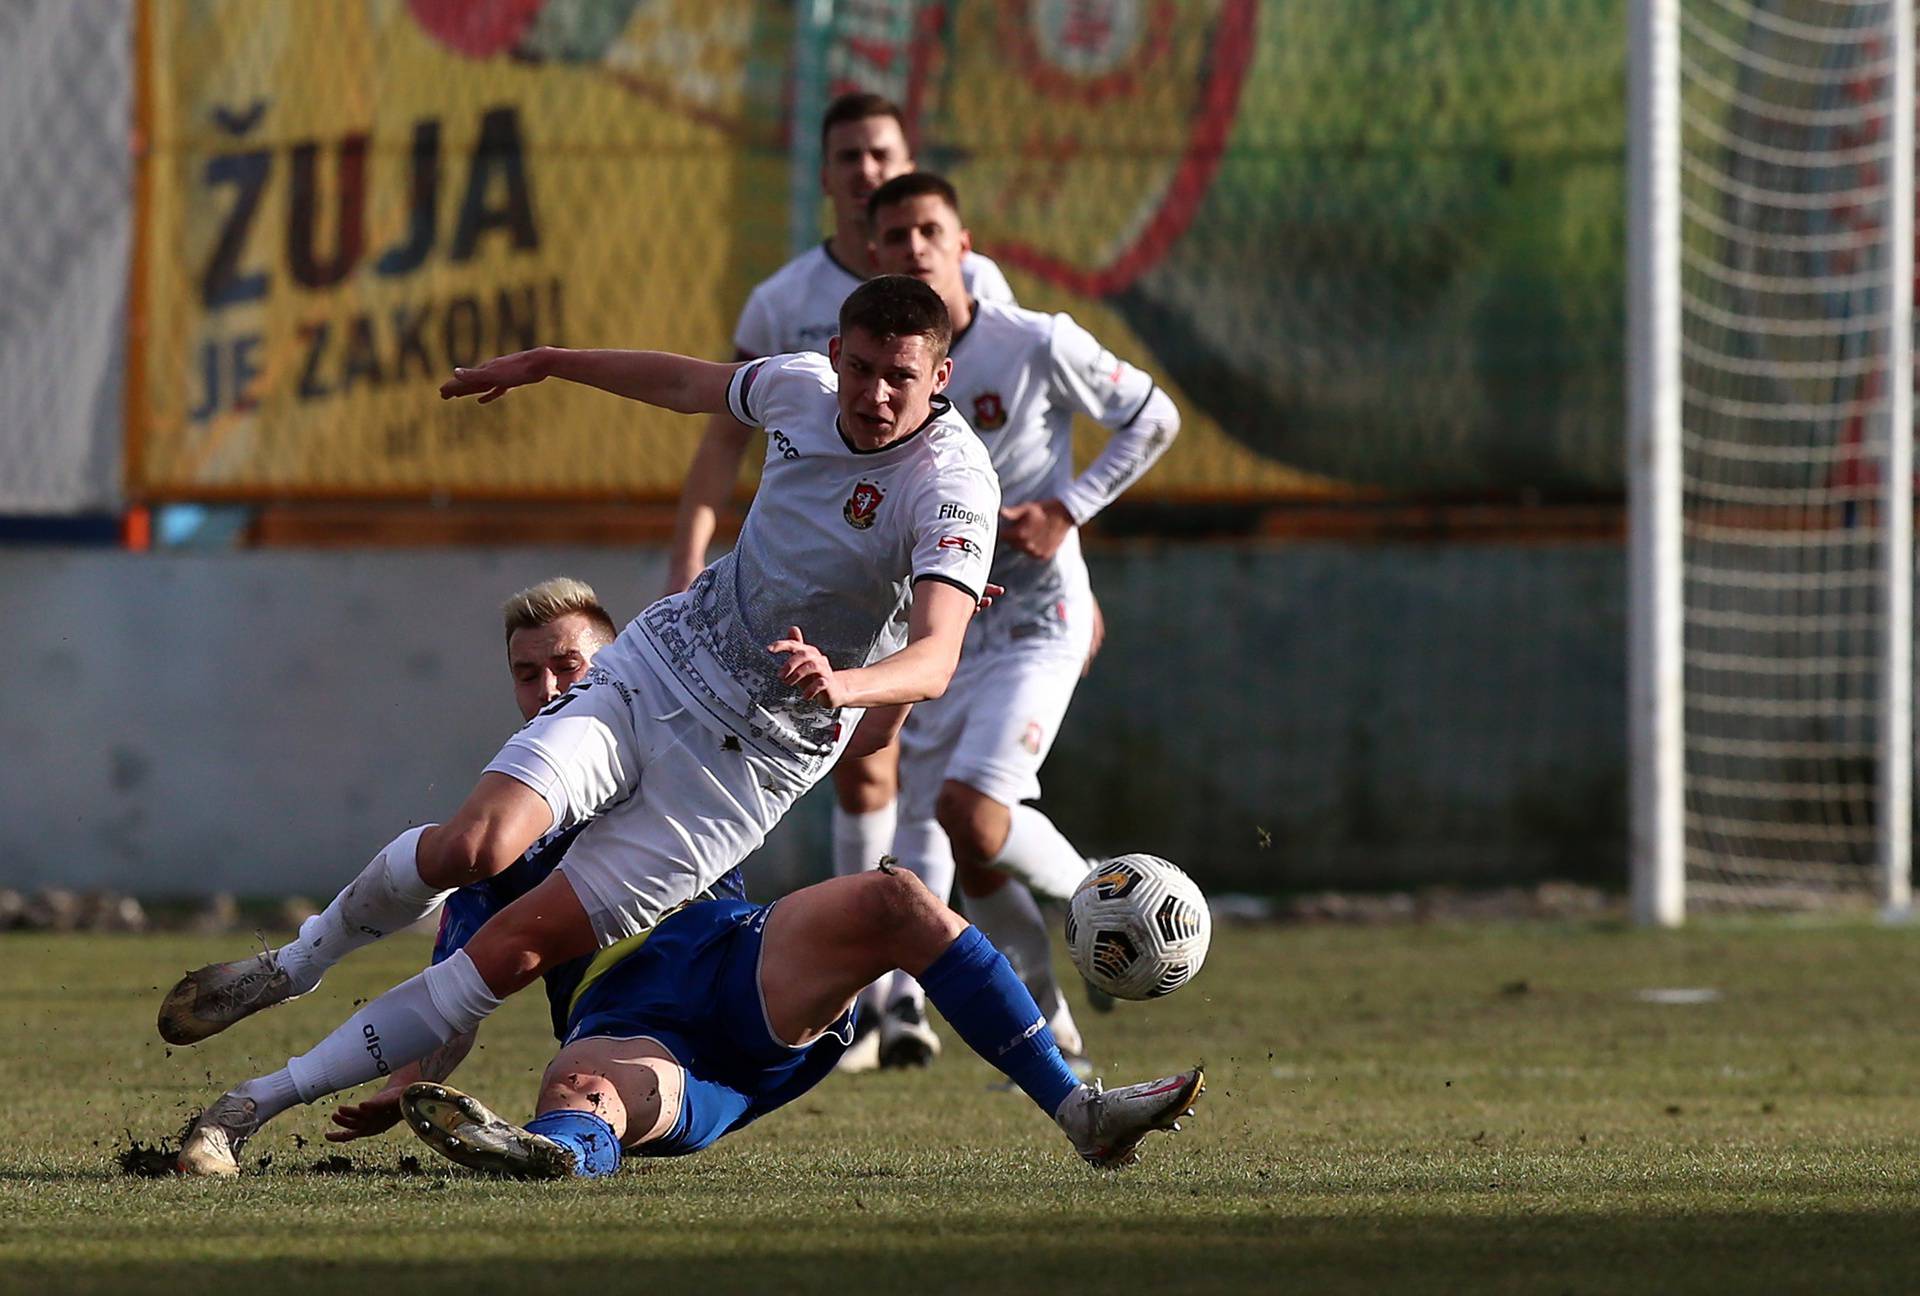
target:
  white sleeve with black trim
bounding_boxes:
[1046,315,1181,524]
[725,358,773,427]
[908,463,1000,601]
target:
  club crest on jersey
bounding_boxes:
[844,480,885,530]
[972,393,1008,431]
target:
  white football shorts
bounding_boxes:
[484,652,810,944]
[896,598,1092,817]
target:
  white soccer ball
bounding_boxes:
[1064,854,1212,1001]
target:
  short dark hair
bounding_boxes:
[839,275,953,361]
[821,92,908,152]
[866,171,962,228]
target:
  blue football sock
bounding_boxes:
[918,925,1082,1116]
[524,1109,621,1177]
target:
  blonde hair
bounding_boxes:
[502,576,617,645]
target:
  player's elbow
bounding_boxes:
[1145,390,1182,445]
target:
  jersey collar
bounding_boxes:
[836,394,952,455]
[820,239,867,284]
[947,300,981,357]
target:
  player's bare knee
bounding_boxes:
[834,757,898,813]
[956,858,1008,899]
[465,920,556,995]
[847,866,919,933]
[417,819,509,888]
[855,868,961,963]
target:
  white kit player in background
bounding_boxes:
[665,96,1014,1056]
[864,172,1181,1073]
[158,275,1001,1175]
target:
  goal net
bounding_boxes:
[1635,0,1913,915]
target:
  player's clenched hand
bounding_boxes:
[326,1085,405,1143]
[768,626,849,706]
[999,498,1075,560]
[440,347,552,403]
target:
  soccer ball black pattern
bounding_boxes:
[1088,929,1139,982]
[1065,854,1212,1001]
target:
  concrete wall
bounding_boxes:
[0,542,1627,898]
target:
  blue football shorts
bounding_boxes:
[562,897,855,1155]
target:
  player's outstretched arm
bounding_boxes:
[833,579,1000,753]
[769,578,978,710]
[440,347,742,416]
[664,411,757,595]
[325,1030,477,1143]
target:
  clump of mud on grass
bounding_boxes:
[114,1112,200,1177]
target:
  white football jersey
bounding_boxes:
[636,352,1000,766]
[942,300,1160,625]
[733,244,1014,359]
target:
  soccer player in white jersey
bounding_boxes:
[863,173,1181,1071]
[161,276,1002,1172]
[666,96,1015,1039]
[316,577,747,1147]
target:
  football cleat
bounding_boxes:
[158,948,307,1045]
[878,997,941,1069]
[1054,1064,1204,1169]
[402,1083,578,1179]
[175,1091,261,1177]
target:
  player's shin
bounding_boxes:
[989,805,1094,903]
[275,825,449,993]
[283,951,502,1106]
[915,925,1082,1117]
[962,881,1084,1056]
[962,880,1061,1011]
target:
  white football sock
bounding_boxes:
[890,813,956,904]
[275,825,446,993]
[876,814,955,1017]
[989,805,1093,903]
[856,977,890,1026]
[962,881,1065,1022]
[832,803,897,877]
[231,1067,304,1127]
[284,951,500,1104]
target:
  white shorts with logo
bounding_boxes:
[896,589,1094,819]
[483,644,811,944]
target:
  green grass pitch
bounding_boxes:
[4,919,1919,1294]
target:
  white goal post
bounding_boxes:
[1630,0,1914,923]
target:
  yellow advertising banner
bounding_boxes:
[129,0,1333,501]
[131,0,787,498]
